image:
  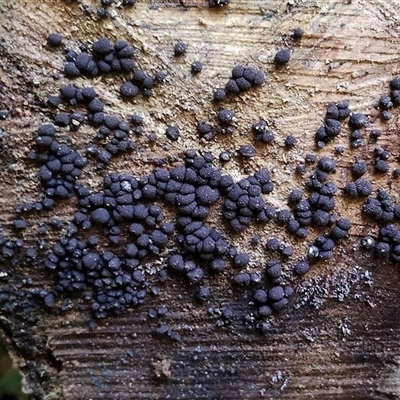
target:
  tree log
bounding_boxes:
[1,0,400,399]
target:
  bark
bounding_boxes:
[1,0,400,399]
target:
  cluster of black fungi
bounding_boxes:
[1,32,400,337]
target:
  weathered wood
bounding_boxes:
[2,0,400,399]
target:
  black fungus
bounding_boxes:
[92,37,112,55]
[174,42,187,56]
[284,135,298,148]
[233,252,250,268]
[213,88,227,102]
[47,33,62,47]
[191,61,203,73]
[209,0,230,6]
[274,49,291,65]
[293,28,304,40]
[238,145,256,158]
[165,125,180,141]
[218,108,234,125]
[349,113,368,129]
[293,260,310,275]
[219,151,231,163]
[196,286,210,302]
[352,159,367,176]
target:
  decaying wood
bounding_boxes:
[1,0,400,398]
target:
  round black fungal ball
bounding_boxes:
[225,79,240,93]
[165,125,180,141]
[253,289,268,304]
[210,258,226,272]
[284,135,298,148]
[352,159,367,176]
[265,260,282,280]
[312,209,330,226]
[305,153,317,164]
[325,119,342,139]
[232,272,250,285]
[268,286,284,302]
[47,32,62,47]
[13,219,27,229]
[91,208,111,224]
[276,209,292,225]
[44,293,55,308]
[174,42,187,56]
[243,67,256,83]
[219,151,231,163]
[54,113,71,127]
[379,95,393,110]
[238,145,256,158]
[191,61,203,73]
[274,49,291,65]
[355,178,372,196]
[326,104,339,120]
[293,27,304,39]
[258,305,273,317]
[294,260,310,275]
[318,156,336,172]
[382,110,392,120]
[233,252,249,268]
[296,163,307,175]
[187,267,204,284]
[120,81,139,98]
[213,88,227,102]
[196,286,210,302]
[218,108,234,125]
[92,37,112,54]
[349,113,368,129]
[375,159,390,173]
[236,77,251,91]
[196,185,220,205]
[288,189,303,203]
[64,62,81,77]
[168,254,185,272]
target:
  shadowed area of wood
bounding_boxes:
[1,0,400,399]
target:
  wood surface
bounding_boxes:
[1,0,400,399]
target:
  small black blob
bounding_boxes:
[352,159,367,176]
[305,153,317,164]
[293,260,310,275]
[47,32,62,47]
[284,135,298,148]
[13,219,27,230]
[92,37,112,55]
[174,42,187,56]
[238,145,256,158]
[234,252,250,268]
[209,0,230,6]
[120,81,139,98]
[165,125,180,141]
[219,151,231,163]
[349,113,368,129]
[318,156,336,172]
[288,189,303,203]
[191,61,203,73]
[213,88,227,102]
[196,286,210,302]
[274,49,291,65]
[168,254,185,272]
[293,27,304,40]
[218,108,234,125]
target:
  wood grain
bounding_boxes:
[2,0,400,399]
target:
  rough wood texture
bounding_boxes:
[2,0,400,399]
